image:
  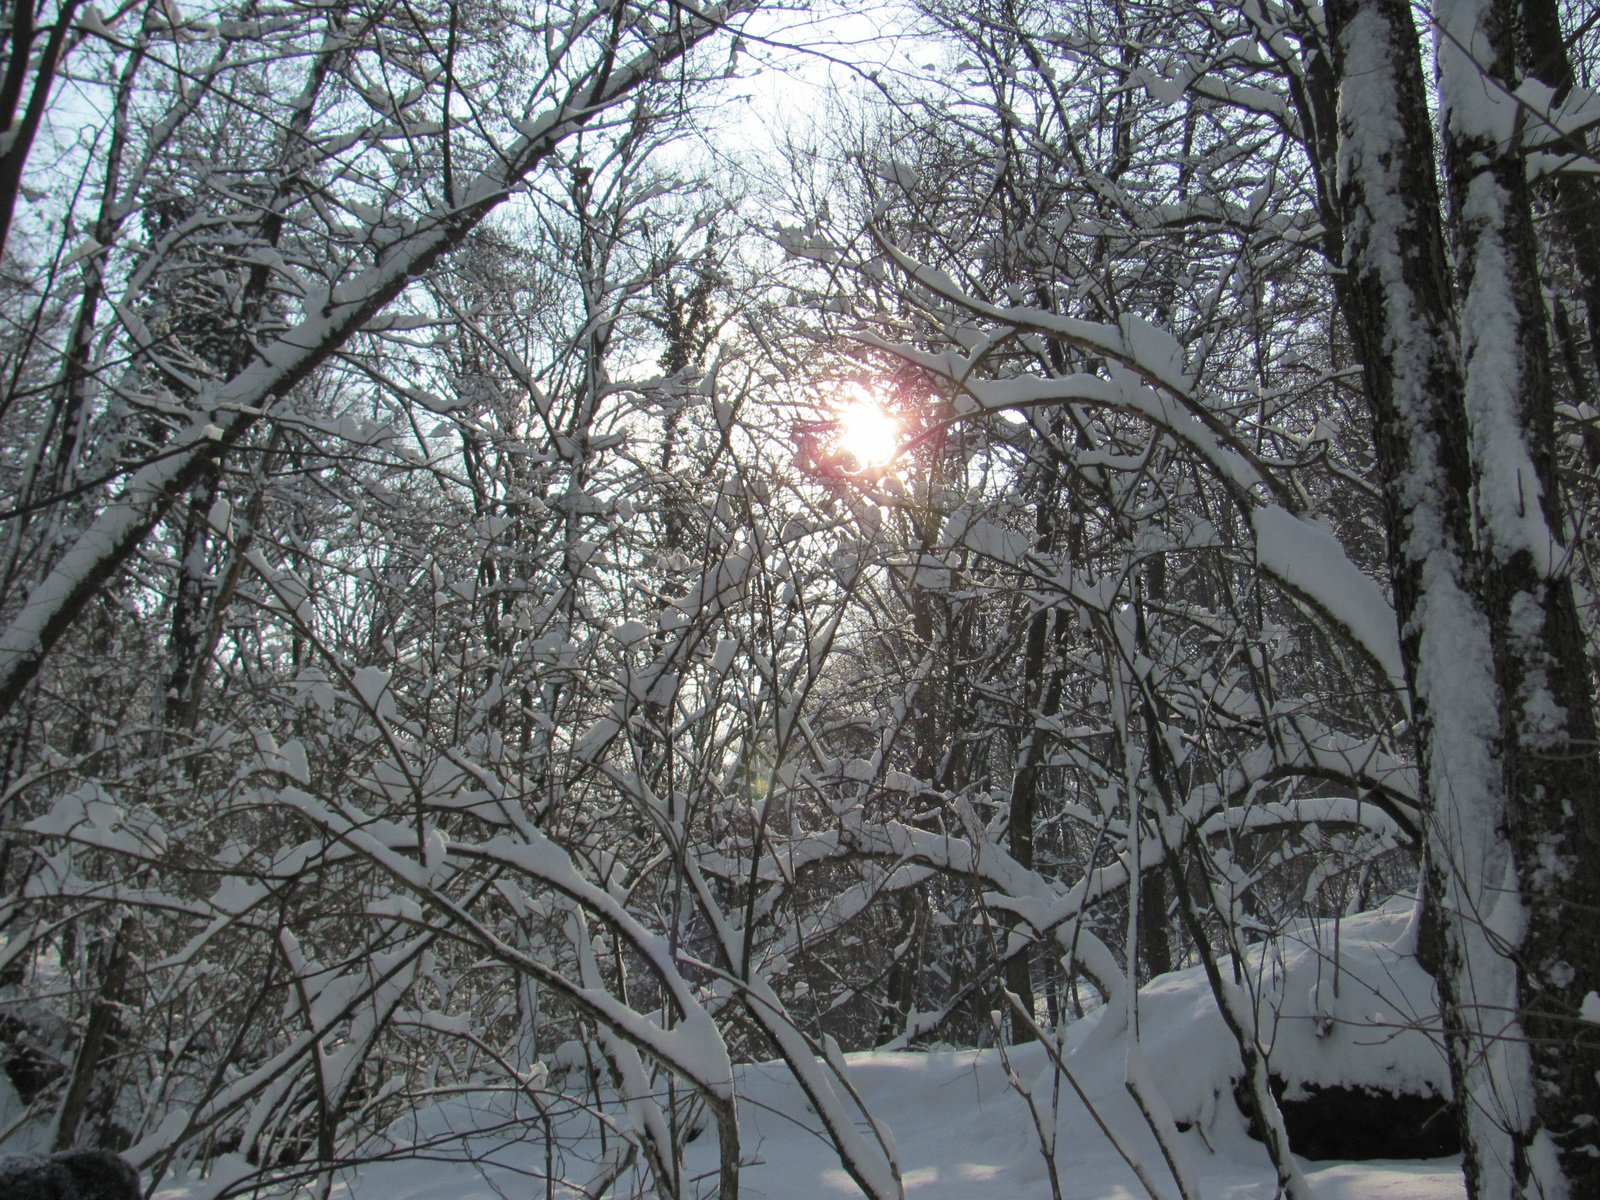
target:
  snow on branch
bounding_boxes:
[0,0,759,722]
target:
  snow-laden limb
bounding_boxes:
[123,922,435,1169]
[1251,505,1407,696]
[23,782,171,858]
[572,548,753,765]
[1197,793,1405,842]
[681,857,905,1200]
[276,788,737,1105]
[858,267,1409,704]
[1123,1042,1200,1200]
[721,723,1411,906]
[699,732,1413,1011]
[860,335,1267,501]
[1032,923,1199,1200]
[1002,990,1181,1200]
[264,731,748,1192]
[855,260,1286,507]
[1167,836,1317,1200]
[571,909,687,1199]
[1142,63,1296,123]
[295,935,422,1152]
[1188,726,1420,841]
[0,0,759,721]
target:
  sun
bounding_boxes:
[834,392,900,468]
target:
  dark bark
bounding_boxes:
[1005,432,1078,1035]
[876,890,926,1044]
[1320,0,1600,1189]
[1004,574,1050,1035]
[53,921,131,1151]
[1137,864,1172,982]
[1132,557,1174,984]
[1442,0,1600,1185]
[1520,0,1600,367]
[162,465,221,729]
[170,447,274,734]
[0,0,81,258]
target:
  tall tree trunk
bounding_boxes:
[1326,0,1511,1189]
[163,466,221,731]
[1438,0,1600,1188]
[1324,0,1600,1191]
[1004,566,1052,1036]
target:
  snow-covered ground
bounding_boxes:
[725,1046,1462,1200]
[154,902,1467,1200]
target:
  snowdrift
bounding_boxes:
[152,901,1462,1200]
[1063,897,1455,1160]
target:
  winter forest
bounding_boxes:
[1,0,1598,1196]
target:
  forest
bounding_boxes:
[0,0,1597,1196]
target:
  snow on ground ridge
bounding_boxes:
[153,903,1463,1200]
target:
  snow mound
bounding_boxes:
[150,903,1461,1200]
[1078,897,1450,1130]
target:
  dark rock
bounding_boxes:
[1236,1074,1459,1160]
[0,1014,64,1103]
[0,1149,141,1200]
[1280,1080,1458,1160]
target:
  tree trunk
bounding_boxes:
[1326,0,1510,1190]
[1004,600,1049,1037]
[1324,0,1600,1191]
[1438,0,1600,1188]
[54,919,131,1151]
[1519,0,1600,368]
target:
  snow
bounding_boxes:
[147,905,1464,1200]
[1126,903,1448,1109]
[151,1059,1463,1200]
[351,665,391,710]
[1452,169,1560,580]
[0,0,761,715]
[1252,506,1406,694]
[861,283,1407,706]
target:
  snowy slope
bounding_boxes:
[153,902,1464,1200]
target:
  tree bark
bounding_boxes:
[1519,0,1600,368]
[1438,0,1600,1188]
[1325,0,1512,1191]
[1323,0,1600,1191]
[54,919,131,1151]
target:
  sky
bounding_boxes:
[687,1,932,171]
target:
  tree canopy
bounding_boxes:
[0,0,1596,1197]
